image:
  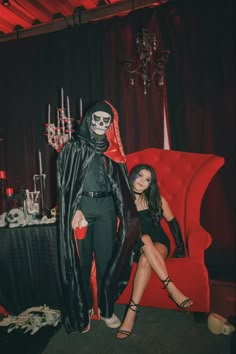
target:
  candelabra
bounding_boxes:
[124,27,170,94]
[45,88,75,152]
[24,172,46,218]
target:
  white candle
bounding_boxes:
[67,96,70,118]
[61,88,64,109]
[80,98,83,119]
[57,109,60,129]
[48,103,51,124]
[33,179,36,192]
[38,150,42,175]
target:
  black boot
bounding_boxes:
[168,218,186,258]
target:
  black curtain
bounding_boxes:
[0,0,235,277]
[164,0,235,275]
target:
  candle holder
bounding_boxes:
[0,170,7,214]
[45,89,75,152]
[6,188,25,211]
[5,187,15,210]
[24,189,40,217]
[23,173,46,218]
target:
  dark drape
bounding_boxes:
[0,225,61,314]
[0,1,235,276]
[102,9,165,153]
[164,0,235,275]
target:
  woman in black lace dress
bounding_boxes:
[117,164,193,339]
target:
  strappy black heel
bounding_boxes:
[116,299,139,339]
[162,276,193,310]
[128,299,139,314]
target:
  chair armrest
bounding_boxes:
[187,224,212,262]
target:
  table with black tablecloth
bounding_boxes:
[0,224,62,315]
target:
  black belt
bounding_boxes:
[82,191,112,198]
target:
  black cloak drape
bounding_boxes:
[57,101,140,333]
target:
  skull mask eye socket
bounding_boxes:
[91,111,112,135]
[93,114,101,122]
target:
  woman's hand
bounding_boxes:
[72,210,86,230]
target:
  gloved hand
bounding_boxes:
[168,217,186,258]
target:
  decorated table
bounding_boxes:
[0,224,62,333]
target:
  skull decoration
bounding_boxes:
[6,208,26,228]
[0,212,7,227]
[90,111,112,135]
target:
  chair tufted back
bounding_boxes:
[126,148,224,244]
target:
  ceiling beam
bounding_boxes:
[0,0,168,43]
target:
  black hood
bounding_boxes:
[77,101,114,143]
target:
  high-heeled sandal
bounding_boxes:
[116,299,139,339]
[161,276,193,310]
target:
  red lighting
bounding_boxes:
[5,187,14,196]
[0,170,6,179]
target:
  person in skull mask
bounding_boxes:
[57,100,140,334]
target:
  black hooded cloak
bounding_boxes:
[57,101,140,333]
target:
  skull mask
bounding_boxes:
[6,208,26,228]
[90,111,112,136]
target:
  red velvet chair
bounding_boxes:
[116,148,224,314]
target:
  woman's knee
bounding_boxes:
[139,254,151,269]
[155,243,168,259]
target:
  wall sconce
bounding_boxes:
[124,27,170,94]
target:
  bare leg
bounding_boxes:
[117,236,193,339]
[142,235,193,308]
[116,255,151,338]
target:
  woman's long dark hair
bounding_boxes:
[129,164,163,224]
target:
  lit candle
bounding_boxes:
[5,187,14,196]
[0,170,6,179]
[48,103,51,124]
[67,96,70,118]
[38,150,42,175]
[61,88,64,109]
[80,98,83,119]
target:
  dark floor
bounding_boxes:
[0,304,235,354]
[0,279,235,354]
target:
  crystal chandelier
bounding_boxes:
[124,27,170,94]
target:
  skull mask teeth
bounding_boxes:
[91,111,112,135]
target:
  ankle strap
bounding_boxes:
[162,276,171,289]
[129,299,139,312]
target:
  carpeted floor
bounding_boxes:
[1,279,235,354]
[0,303,234,354]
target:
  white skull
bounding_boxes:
[6,208,26,228]
[90,111,112,135]
[0,212,7,227]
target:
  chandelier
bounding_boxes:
[124,27,170,94]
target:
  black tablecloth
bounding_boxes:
[0,224,62,315]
